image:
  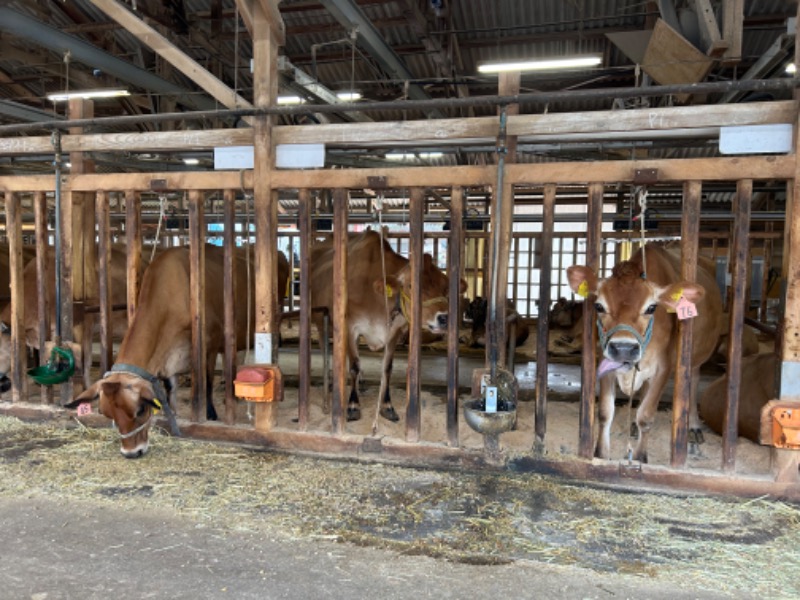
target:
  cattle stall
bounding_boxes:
[1,83,800,499]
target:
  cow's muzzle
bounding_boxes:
[606,340,640,364]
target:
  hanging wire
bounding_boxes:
[149,193,167,263]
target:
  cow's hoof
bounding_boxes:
[380,406,400,422]
[688,428,705,446]
[0,377,10,393]
[347,406,361,421]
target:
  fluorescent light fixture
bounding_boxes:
[478,56,602,74]
[46,88,130,102]
[336,91,361,101]
[787,63,797,75]
[277,95,305,105]
[183,158,200,165]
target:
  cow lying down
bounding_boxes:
[567,244,723,462]
[65,245,288,458]
[310,229,466,427]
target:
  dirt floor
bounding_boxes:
[0,416,798,599]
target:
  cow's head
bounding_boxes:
[64,372,162,458]
[567,260,704,375]
[376,254,467,334]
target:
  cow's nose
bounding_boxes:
[607,341,640,363]
[120,445,147,459]
[437,313,448,328]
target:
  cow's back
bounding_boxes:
[640,245,723,367]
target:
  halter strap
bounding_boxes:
[107,363,181,437]
[596,315,655,359]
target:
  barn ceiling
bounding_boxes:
[0,0,796,174]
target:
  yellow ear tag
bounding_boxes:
[667,288,683,313]
[577,280,589,298]
[385,284,394,298]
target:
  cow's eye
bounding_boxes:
[594,303,605,314]
[644,303,657,315]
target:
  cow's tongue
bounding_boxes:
[597,358,628,378]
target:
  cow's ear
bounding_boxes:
[374,275,401,296]
[459,278,468,294]
[658,282,705,310]
[0,322,9,335]
[567,266,598,298]
[63,381,101,409]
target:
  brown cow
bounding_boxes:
[567,244,723,462]
[310,229,465,425]
[699,352,777,443]
[65,245,289,458]
[0,246,130,387]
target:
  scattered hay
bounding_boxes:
[0,415,798,597]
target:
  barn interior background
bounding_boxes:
[0,0,799,499]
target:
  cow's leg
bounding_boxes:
[206,352,218,421]
[595,375,617,459]
[374,323,407,425]
[688,365,705,453]
[632,367,671,463]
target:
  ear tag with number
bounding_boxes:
[77,403,92,416]
[675,296,698,320]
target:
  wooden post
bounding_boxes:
[68,98,97,389]
[58,186,74,402]
[125,190,142,324]
[188,190,206,423]
[722,179,752,471]
[251,0,282,433]
[447,187,464,447]
[4,192,24,402]
[331,188,348,435]
[672,180,701,468]
[33,191,52,404]
[95,190,112,375]
[578,182,604,459]
[535,184,556,455]
[222,188,237,425]
[297,188,311,431]
[406,187,424,442]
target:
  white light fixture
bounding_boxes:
[478,55,602,74]
[787,63,797,75]
[183,158,200,165]
[386,152,443,161]
[277,95,305,105]
[336,91,362,101]
[46,88,130,102]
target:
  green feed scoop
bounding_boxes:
[28,345,75,386]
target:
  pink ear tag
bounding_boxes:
[77,403,92,416]
[675,296,698,320]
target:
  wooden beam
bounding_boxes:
[721,0,745,64]
[95,190,113,375]
[234,0,254,37]
[692,0,727,57]
[0,101,795,155]
[331,188,348,435]
[4,192,24,402]
[87,0,254,117]
[535,184,556,455]
[256,0,286,46]
[406,187,424,443]
[222,188,237,426]
[188,190,206,423]
[447,186,464,447]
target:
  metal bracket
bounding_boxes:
[633,169,658,185]
[618,459,643,478]
[361,437,383,453]
[149,179,168,191]
[367,176,388,189]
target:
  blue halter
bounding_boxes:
[596,315,655,358]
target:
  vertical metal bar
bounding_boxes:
[331,188,348,435]
[723,179,752,471]
[298,188,312,431]
[406,187,424,442]
[535,184,556,454]
[95,190,112,375]
[188,190,206,423]
[578,183,603,459]
[125,190,142,324]
[5,192,23,402]
[223,189,237,425]
[33,191,52,404]
[447,187,464,447]
[672,181,702,468]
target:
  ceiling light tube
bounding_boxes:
[277,95,305,105]
[787,63,797,75]
[46,89,130,102]
[336,91,362,101]
[478,56,602,74]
